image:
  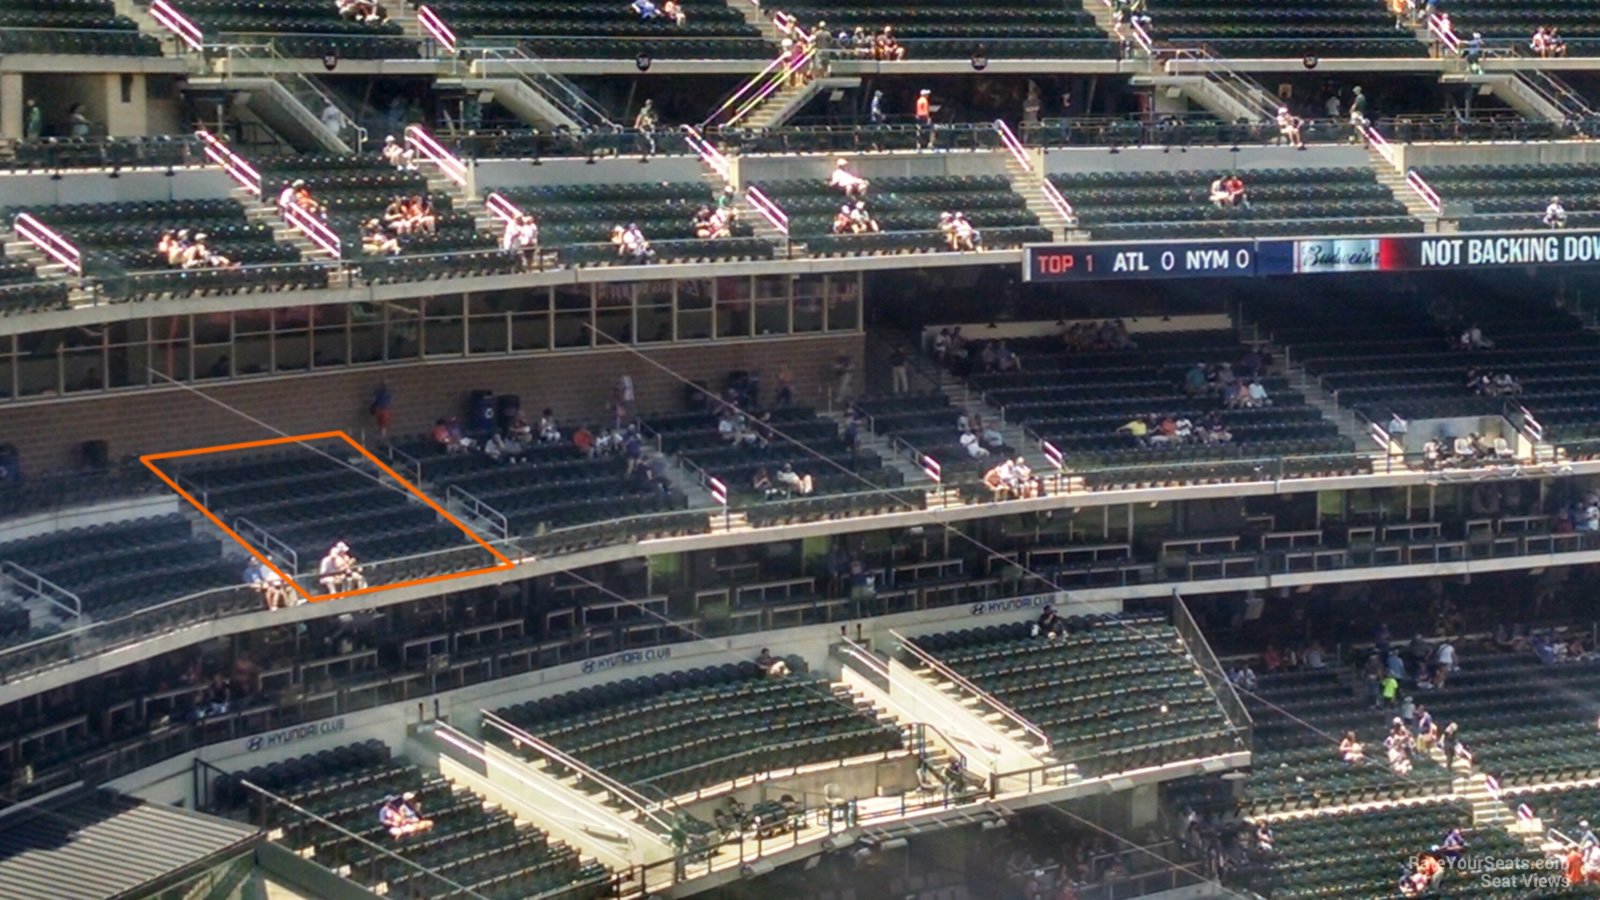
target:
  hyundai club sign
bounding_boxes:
[1025,240,1257,282]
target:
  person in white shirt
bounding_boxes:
[1209,176,1231,208]
[1276,107,1304,149]
[318,541,367,593]
[501,214,539,264]
[381,135,416,171]
[277,181,300,211]
[828,158,869,199]
[774,463,813,496]
[1545,196,1568,229]
[960,430,989,460]
[1247,380,1270,407]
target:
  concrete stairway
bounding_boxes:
[999,154,1076,243]
[742,77,860,130]
[1368,149,1442,227]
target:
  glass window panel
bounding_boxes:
[511,313,550,352]
[422,298,465,357]
[826,275,860,332]
[677,310,712,342]
[636,283,672,344]
[716,276,751,339]
[63,348,103,393]
[350,323,385,364]
[15,353,55,397]
[468,314,509,355]
[234,335,270,376]
[553,311,591,349]
[595,306,631,346]
[274,332,310,373]
[312,326,348,368]
[793,275,824,334]
[754,299,788,337]
[678,279,713,310]
[193,312,231,346]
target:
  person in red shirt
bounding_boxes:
[914,88,932,148]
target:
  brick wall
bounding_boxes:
[3,335,864,471]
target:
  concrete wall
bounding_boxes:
[1040,144,1374,176]
[1,332,862,471]
[1397,140,1600,170]
[0,168,235,208]
[474,155,707,191]
[735,151,1008,185]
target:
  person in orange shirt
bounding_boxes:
[914,88,932,149]
[1567,845,1584,887]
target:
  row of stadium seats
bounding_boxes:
[909,613,1239,776]
[490,661,904,797]
[214,740,609,897]
[1419,163,1600,232]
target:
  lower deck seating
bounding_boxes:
[911,613,1238,775]
[426,0,769,59]
[215,740,609,898]
[1140,0,1429,58]
[0,513,237,624]
[491,662,903,797]
[173,445,484,579]
[1051,167,1418,241]
[0,0,159,56]
[495,182,773,266]
[174,0,418,58]
[1418,163,1600,232]
[753,174,1048,256]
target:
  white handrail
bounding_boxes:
[891,629,1052,751]
[195,129,261,195]
[12,213,82,275]
[484,191,525,225]
[149,0,204,52]
[1406,170,1442,213]
[682,126,731,181]
[404,124,468,187]
[1427,12,1460,54]
[282,201,342,257]
[745,185,788,235]
[992,119,1032,172]
[416,4,457,54]
[1359,124,1400,171]
[1039,177,1078,227]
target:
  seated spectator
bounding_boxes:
[630,0,660,19]
[752,466,782,499]
[362,219,401,256]
[829,158,869,199]
[613,223,655,263]
[755,647,790,678]
[1338,731,1364,763]
[381,135,415,171]
[1545,196,1568,229]
[1208,175,1232,208]
[181,233,234,269]
[279,179,322,217]
[1115,416,1150,444]
[831,205,854,235]
[774,462,813,496]
[983,458,1014,500]
[1223,174,1250,209]
[873,25,905,60]
[317,541,367,594]
[379,793,432,838]
[245,558,293,610]
[1276,107,1304,149]
[1033,605,1067,640]
[960,429,990,460]
[536,408,561,443]
[661,0,685,25]
[572,424,595,457]
[431,417,476,454]
[847,201,879,234]
[406,195,437,235]
[338,0,386,22]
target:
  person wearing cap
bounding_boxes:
[277,180,300,211]
[1545,196,1568,229]
[379,793,433,838]
[774,462,813,496]
[381,134,415,171]
[828,158,868,199]
[1033,604,1066,640]
[1462,31,1484,73]
[1348,85,1369,127]
[914,88,932,149]
[318,540,366,593]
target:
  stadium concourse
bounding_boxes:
[8,0,1600,898]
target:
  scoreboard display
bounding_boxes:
[1025,240,1258,282]
[1024,230,1600,283]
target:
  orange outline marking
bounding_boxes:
[141,431,515,604]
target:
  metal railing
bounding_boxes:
[446,484,509,541]
[1167,47,1279,124]
[12,213,83,276]
[404,124,470,188]
[148,0,204,52]
[416,4,458,54]
[744,185,790,236]
[681,125,732,181]
[469,44,616,130]
[232,517,301,577]
[281,201,343,257]
[1406,169,1443,213]
[0,561,82,622]
[890,628,1052,751]
[1520,69,1597,122]
[479,710,676,832]
[196,129,261,195]
[1170,590,1251,742]
[222,43,369,152]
